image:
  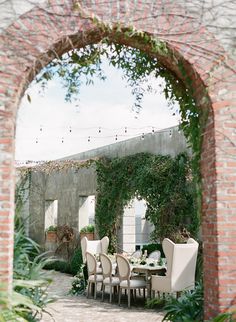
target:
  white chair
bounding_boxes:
[86,251,103,299]
[148,250,161,261]
[100,253,120,303]
[116,254,147,308]
[130,250,142,259]
[151,238,199,297]
[81,236,109,263]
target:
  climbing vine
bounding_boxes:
[95,152,199,252]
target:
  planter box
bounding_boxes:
[45,231,57,243]
[80,232,94,241]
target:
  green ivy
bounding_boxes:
[95,152,198,251]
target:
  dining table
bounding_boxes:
[131,262,166,298]
[106,254,166,298]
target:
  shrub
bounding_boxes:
[145,297,167,309]
[162,282,204,322]
[44,260,72,274]
[70,248,83,276]
[80,224,94,233]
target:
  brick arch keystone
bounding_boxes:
[0,0,235,319]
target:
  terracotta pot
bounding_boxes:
[80,232,94,241]
[45,231,57,243]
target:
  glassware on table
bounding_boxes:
[159,257,166,266]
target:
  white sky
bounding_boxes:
[15,59,180,162]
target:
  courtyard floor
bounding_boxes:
[40,271,165,322]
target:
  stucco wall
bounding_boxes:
[26,126,187,245]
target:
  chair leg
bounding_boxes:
[87,282,90,298]
[109,285,112,303]
[102,284,105,302]
[128,288,131,308]
[118,287,121,306]
[143,288,145,300]
[94,283,97,300]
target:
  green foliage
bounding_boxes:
[44,260,72,274]
[43,248,83,276]
[45,225,57,232]
[162,282,204,322]
[12,214,54,321]
[145,297,166,309]
[69,264,87,296]
[210,313,234,322]
[0,309,27,322]
[70,248,83,276]
[142,243,164,258]
[95,152,198,251]
[80,224,95,233]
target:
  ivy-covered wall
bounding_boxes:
[96,152,198,252]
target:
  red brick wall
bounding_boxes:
[0,0,235,319]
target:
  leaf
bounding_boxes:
[26,94,31,103]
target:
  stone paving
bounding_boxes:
[40,271,165,322]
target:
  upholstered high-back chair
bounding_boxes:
[151,238,199,296]
[81,236,109,263]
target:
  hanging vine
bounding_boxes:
[95,152,198,252]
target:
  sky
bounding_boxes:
[15,59,180,162]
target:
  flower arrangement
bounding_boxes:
[70,264,87,296]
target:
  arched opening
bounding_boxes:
[0,1,236,319]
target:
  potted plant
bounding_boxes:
[80,224,95,241]
[45,225,57,243]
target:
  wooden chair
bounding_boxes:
[86,251,103,299]
[100,253,120,303]
[116,254,147,308]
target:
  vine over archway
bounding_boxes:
[95,152,198,252]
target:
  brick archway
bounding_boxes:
[0,1,235,319]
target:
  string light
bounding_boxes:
[98,127,101,133]
[124,127,127,133]
[30,127,178,145]
[69,126,72,133]
[40,125,43,132]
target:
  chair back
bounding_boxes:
[163,238,199,291]
[81,236,109,263]
[86,251,97,276]
[148,250,161,260]
[131,250,142,259]
[100,253,112,278]
[116,254,131,281]
[101,236,109,254]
